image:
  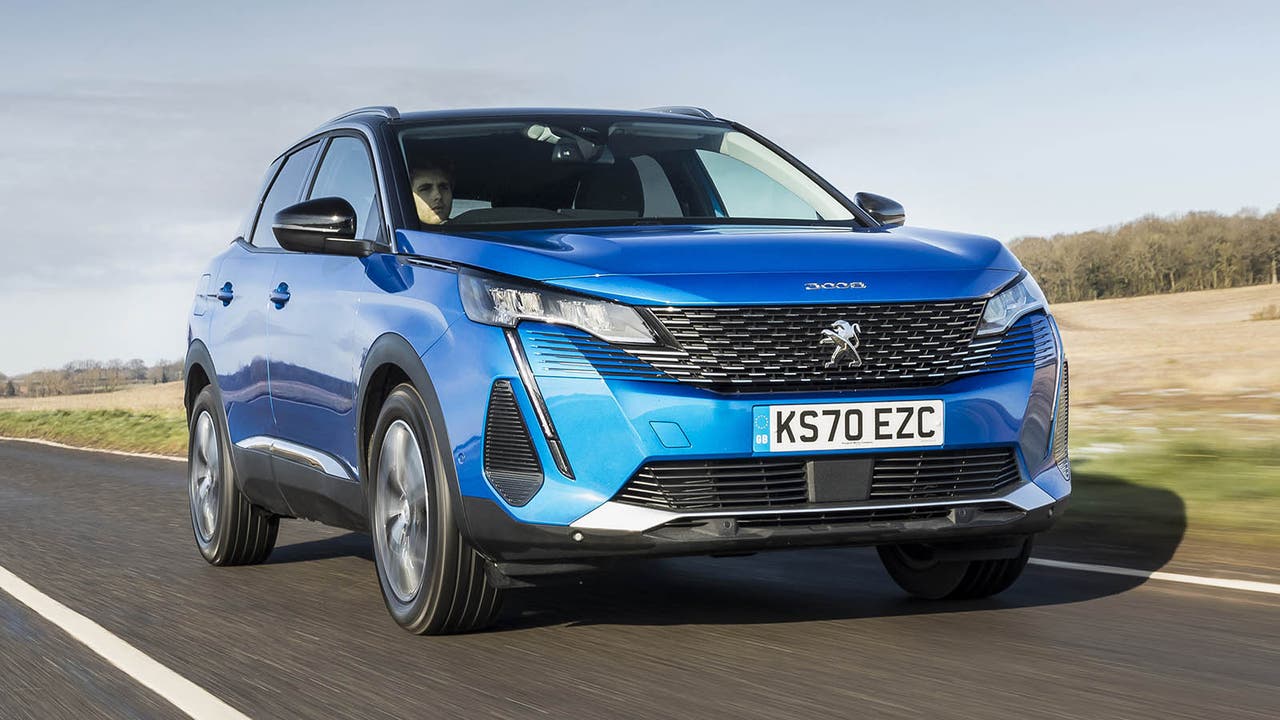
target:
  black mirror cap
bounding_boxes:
[854,192,905,228]
[272,197,374,257]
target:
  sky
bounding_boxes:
[1,0,1278,375]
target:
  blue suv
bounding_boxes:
[185,106,1070,634]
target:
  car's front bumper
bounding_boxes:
[423,315,1071,563]
[462,467,1068,563]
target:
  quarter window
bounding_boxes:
[250,142,321,248]
[309,136,383,242]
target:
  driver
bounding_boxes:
[411,162,454,225]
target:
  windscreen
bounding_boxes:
[398,118,855,229]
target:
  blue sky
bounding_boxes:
[1,0,1277,374]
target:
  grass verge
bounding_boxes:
[1060,433,1280,548]
[0,409,187,457]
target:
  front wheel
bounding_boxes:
[368,383,502,634]
[877,538,1033,600]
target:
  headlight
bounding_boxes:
[976,274,1048,336]
[459,271,657,344]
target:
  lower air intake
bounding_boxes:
[615,448,1021,511]
[483,380,543,506]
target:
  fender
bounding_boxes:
[356,332,475,540]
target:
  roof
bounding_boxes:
[317,105,725,132]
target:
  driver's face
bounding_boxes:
[412,169,453,225]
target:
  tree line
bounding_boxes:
[5,359,185,398]
[1009,207,1280,303]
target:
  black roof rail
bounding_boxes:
[642,106,717,120]
[326,106,401,123]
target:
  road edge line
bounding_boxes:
[0,435,184,462]
[1029,558,1280,595]
[0,564,250,720]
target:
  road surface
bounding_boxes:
[1,439,1277,719]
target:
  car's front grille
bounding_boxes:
[518,308,1056,392]
[634,301,986,391]
[615,448,1021,511]
[869,449,1021,501]
[618,458,810,510]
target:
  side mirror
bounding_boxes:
[272,197,374,257]
[854,192,905,228]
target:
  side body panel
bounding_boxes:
[206,242,277,444]
[267,255,465,476]
[266,252,366,476]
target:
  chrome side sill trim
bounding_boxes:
[570,481,1057,533]
[235,436,355,481]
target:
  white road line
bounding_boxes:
[0,435,184,462]
[0,565,250,720]
[1030,558,1280,595]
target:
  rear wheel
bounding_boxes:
[188,386,278,566]
[368,383,502,634]
[877,538,1033,600]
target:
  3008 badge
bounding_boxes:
[753,400,944,452]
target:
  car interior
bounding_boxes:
[398,120,827,227]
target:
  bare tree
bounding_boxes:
[1011,206,1280,302]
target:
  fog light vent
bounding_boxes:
[483,380,544,506]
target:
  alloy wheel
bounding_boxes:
[374,419,431,603]
[189,410,220,544]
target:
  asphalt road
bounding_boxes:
[1,439,1277,720]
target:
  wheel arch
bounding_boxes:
[183,340,218,420]
[356,333,468,526]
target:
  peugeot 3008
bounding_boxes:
[185,106,1070,634]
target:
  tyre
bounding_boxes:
[188,386,278,566]
[877,537,1033,600]
[368,383,502,635]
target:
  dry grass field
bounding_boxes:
[1055,283,1280,414]
[0,381,184,415]
[1047,285,1280,556]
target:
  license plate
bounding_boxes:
[753,400,944,452]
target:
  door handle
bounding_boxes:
[269,282,291,309]
[215,282,234,306]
